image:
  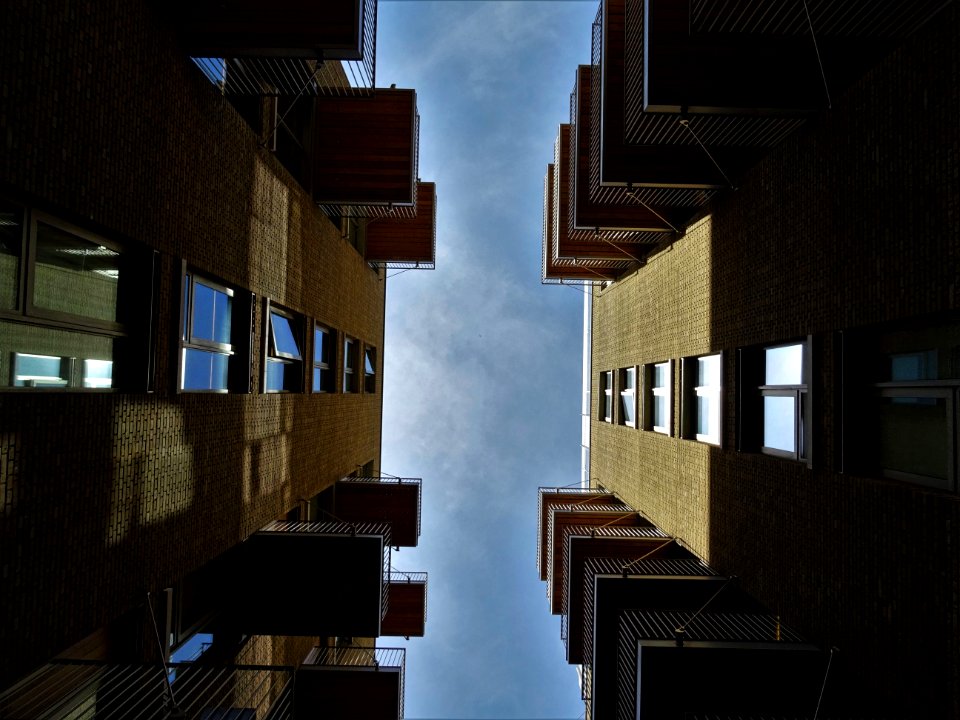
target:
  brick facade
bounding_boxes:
[1,0,385,685]
[591,5,960,717]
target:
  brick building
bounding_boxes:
[0,0,433,717]
[540,1,959,717]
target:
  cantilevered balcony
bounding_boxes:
[382,572,428,638]
[537,487,630,581]
[563,539,702,664]
[0,660,294,719]
[542,164,631,284]
[324,476,422,547]
[296,646,405,720]
[365,182,437,269]
[231,520,390,637]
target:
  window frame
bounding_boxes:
[618,366,637,427]
[599,370,613,423]
[1,202,155,392]
[178,266,252,394]
[343,336,359,393]
[644,360,673,435]
[312,322,337,394]
[363,344,377,394]
[681,353,723,446]
[263,300,305,394]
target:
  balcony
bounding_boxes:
[0,659,294,719]
[537,487,629,580]
[381,572,428,638]
[564,540,702,664]
[231,520,390,637]
[590,574,815,720]
[312,90,419,212]
[542,164,631,284]
[365,182,437,269]
[296,646,405,720]
[324,476,422,547]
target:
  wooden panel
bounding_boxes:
[313,89,417,207]
[538,492,625,580]
[365,182,436,264]
[296,665,401,720]
[335,481,421,547]
[171,0,365,58]
[381,580,427,637]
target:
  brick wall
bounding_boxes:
[0,0,385,684]
[591,5,960,717]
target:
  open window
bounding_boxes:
[618,366,637,427]
[363,344,377,393]
[644,361,672,435]
[264,302,304,393]
[343,336,359,393]
[599,370,613,422]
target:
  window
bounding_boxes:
[0,203,154,391]
[312,323,336,393]
[644,361,672,434]
[618,366,637,427]
[363,345,377,393]
[738,340,811,462]
[682,354,722,445]
[264,302,304,393]
[599,370,613,422]
[843,320,959,491]
[343,336,359,392]
[180,269,251,392]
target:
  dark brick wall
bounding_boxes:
[592,5,959,717]
[0,0,385,684]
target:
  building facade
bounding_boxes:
[1,1,432,716]
[540,1,959,717]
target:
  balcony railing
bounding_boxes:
[0,660,293,720]
[299,646,405,720]
[382,571,428,638]
[365,182,437,270]
[537,487,628,579]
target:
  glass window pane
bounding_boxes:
[697,395,714,437]
[183,348,229,390]
[621,393,635,424]
[83,359,113,388]
[763,395,796,452]
[698,355,721,387]
[878,396,949,485]
[653,362,669,388]
[33,222,119,322]
[653,395,667,428]
[364,347,375,375]
[191,280,231,345]
[889,351,937,381]
[344,339,355,370]
[0,201,23,311]
[270,312,301,359]
[265,359,287,392]
[314,326,331,364]
[765,344,803,385]
[1,322,113,389]
[313,366,322,389]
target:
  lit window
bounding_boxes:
[599,371,613,422]
[312,324,336,393]
[682,354,722,445]
[761,343,808,459]
[180,271,251,393]
[645,361,672,435]
[343,337,358,393]
[264,304,304,393]
[618,367,636,427]
[364,345,377,393]
[0,203,151,391]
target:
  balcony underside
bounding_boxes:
[538,490,627,580]
[312,90,418,207]
[296,664,401,720]
[381,579,427,638]
[326,480,421,547]
[170,0,369,59]
[231,528,386,637]
[365,182,437,267]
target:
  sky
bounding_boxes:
[375,2,597,718]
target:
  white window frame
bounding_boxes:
[312,323,336,393]
[759,341,809,462]
[647,360,672,435]
[619,366,637,427]
[180,272,235,393]
[600,370,613,422]
[693,354,722,445]
[263,301,304,393]
[343,336,358,393]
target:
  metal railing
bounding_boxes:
[0,660,293,720]
[537,486,620,571]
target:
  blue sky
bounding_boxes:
[376,2,596,718]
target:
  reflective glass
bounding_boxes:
[365,347,375,375]
[698,355,721,387]
[83,359,113,388]
[313,367,322,389]
[12,353,67,388]
[763,395,796,452]
[265,359,287,392]
[183,348,229,390]
[765,344,803,385]
[1,322,113,389]
[192,281,231,345]
[653,362,669,388]
[621,394,635,424]
[653,395,667,428]
[889,351,937,381]
[622,367,635,391]
[34,222,119,322]
[879,396,948,485]
[271,312,301,358]
[314,327,331,364]
[697,395,714,437]
[0,201,23,310]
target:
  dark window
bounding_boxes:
[364,345,376,393]
[312,323,336,393]
[343,336,358,393]
[618,366,637,427]
[599,370,613,422]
